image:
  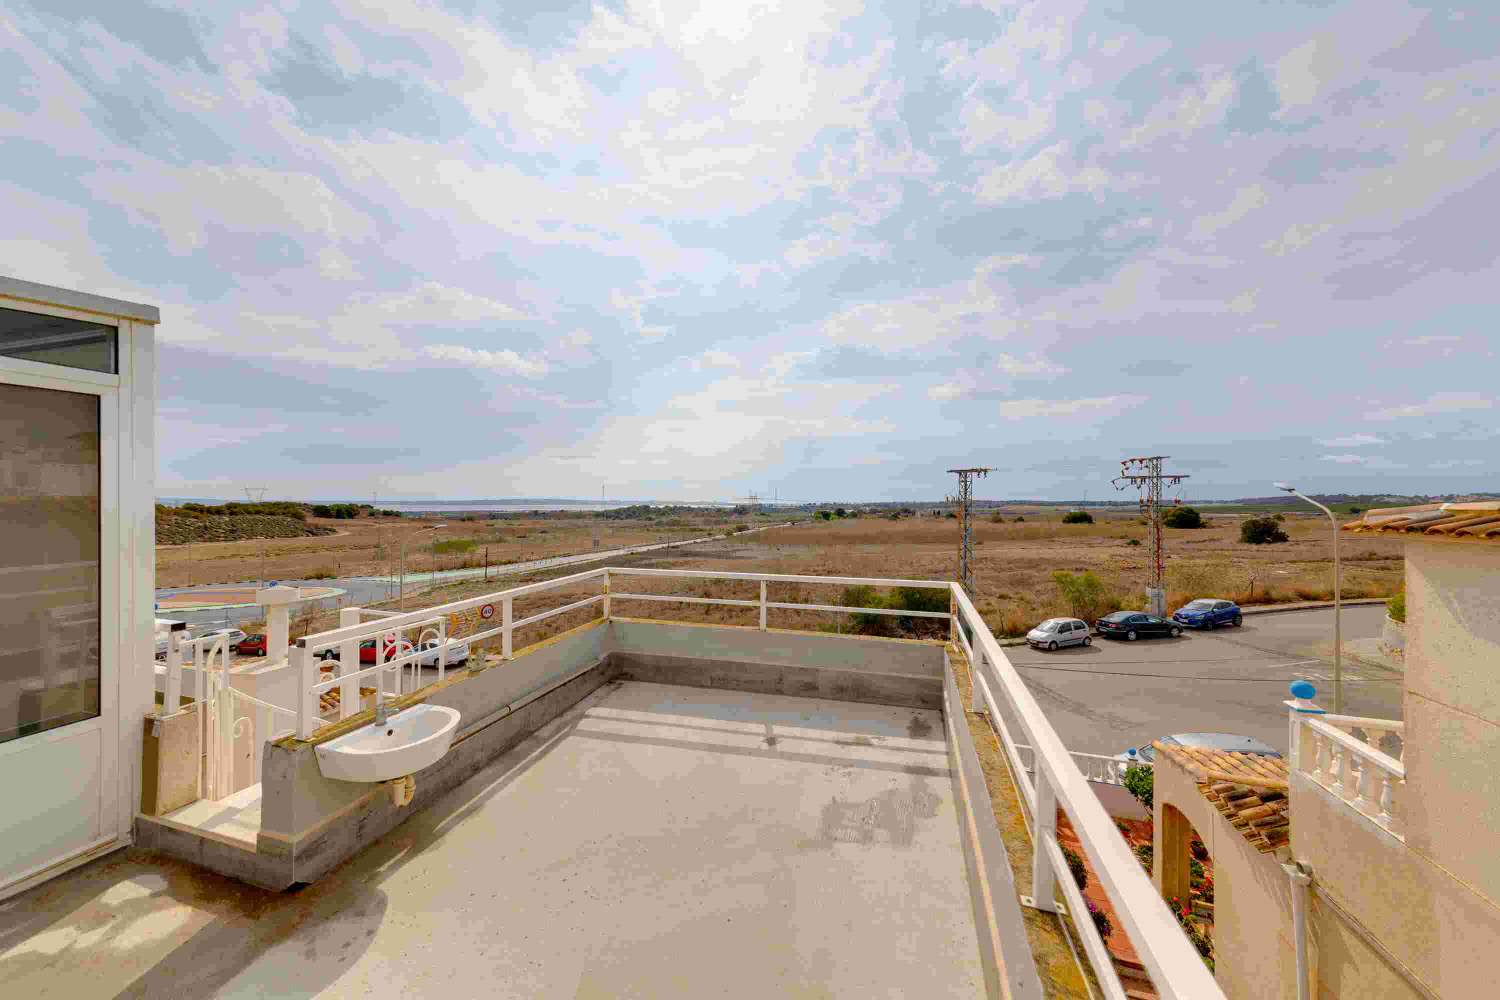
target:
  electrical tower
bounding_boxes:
[1111,456,1189,616]
[946,467,992,595]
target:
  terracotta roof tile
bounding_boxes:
[1341,501,1500,541]
[1152,742,1291,853]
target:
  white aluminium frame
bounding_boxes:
[0,291,156,897]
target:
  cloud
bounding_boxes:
[1321,453,1402,469]
[994,395,1146,419]
[1364,392,1494,421]
[281,443,424,466]
[1319,433,1384,447]
[974,142,1112,203]
[994,352,1068,378]
[424,344,549,378]
[1122,360,1191,377]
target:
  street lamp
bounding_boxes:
[1275,482,1342,713]
[399,524,445,611]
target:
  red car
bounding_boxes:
[358,637,414,665]
[234,634,268,657]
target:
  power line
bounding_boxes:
[946,467,992,596]
[1111,456,1189,616]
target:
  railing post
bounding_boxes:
[163,627,185,714]
[969,644,985,714]
[603,569,611,620]
[338,608,361,720]
[294,644,319,739]
[502,595,513,659]
[759,579,767,630]
[1030,763,1059,912]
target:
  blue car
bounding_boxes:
[1171,598,1242,629]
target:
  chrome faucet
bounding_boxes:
[373,679,389,726]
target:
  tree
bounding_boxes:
[1061,510,1093,524]
[1163,505,1203,529]
[1124,765,1154,810]
[1052,570,1112,620]
[834,508,848,518]
[1240,516,1289,544]
[818,510,833,521]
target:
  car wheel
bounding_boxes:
[1171,626,1182,638]
[1126,630,1138,641]
[1083,636,1092,646]
[1234,616,1243,627]
[1047,640,1058,651]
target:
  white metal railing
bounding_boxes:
[159,629,297,801]
[954,585,1224,1000]
[1292,708,1405,839]
[1013,744,1149,786]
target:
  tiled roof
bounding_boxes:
[1341,501,1500,540]
[1152,742,1291,853]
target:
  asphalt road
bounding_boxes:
[999,605,1398,756]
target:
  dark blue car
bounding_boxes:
[1171,598,1242,629]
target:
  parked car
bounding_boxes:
[194,627,247,649]
[234,633,268,656]
[359,637,415,665]
[1171,598,1242,629]
[1095,611,1181,640]
[1117,732,1282,764]
[1026,618,1091,650]
[416,638,470,668]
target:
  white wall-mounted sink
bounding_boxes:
[315,704,461,783]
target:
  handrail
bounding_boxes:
[608,566,950,588]
[1306,716,1404,777]
[953,583,1224,999]
[1292,704,1405,839]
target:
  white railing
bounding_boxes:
[1013,744,1148,786]
[954,585,1223,1000]
[1291,708,1405,839]
[159,629,297,801]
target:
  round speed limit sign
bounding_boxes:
[479,603,496,620]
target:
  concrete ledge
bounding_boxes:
[612,650,940,709]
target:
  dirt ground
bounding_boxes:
[154,511,765,589]
[305,507,1401,653]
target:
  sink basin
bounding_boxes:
[315,704,461,782]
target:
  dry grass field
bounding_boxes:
[154,511,753,588]
[329,507,1403,653]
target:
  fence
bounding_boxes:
[1012,743,1149,787]
[286,568,1225,998]
[1291,709,1405,839]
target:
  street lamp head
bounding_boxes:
[1273,482,1295,493]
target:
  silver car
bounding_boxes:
[1026,617,1092,650]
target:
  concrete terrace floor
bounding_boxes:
[1,680,986,998]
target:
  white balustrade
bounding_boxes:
[1290,701,1405,840]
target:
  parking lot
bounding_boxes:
[1002,605,1398,756]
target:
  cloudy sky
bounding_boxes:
[4,1,1497,502]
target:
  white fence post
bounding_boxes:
[603,569,611,620]
[338,608,361,720]
[970,644,985,714]
[163,627,185,714]
[294,644,319,739]
[1030,764,1059,912]
[759,580,767,630]
[502,596,513,659]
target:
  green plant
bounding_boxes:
[433,538,478,555]
[1086,899,1113,940]
[1013,516,1025,522]
[1163,505,1203,529]
[305,568,336,580]
[840,585,888,633]
[1124,765,1154,810]
[1126,537,1141,546]
[1134,842,1153,874]
[1061,510,1094,524]
[1388,590,1406,623]
[818,510,833,521]
[1052,570,1113,621]
[1062,846,1089,891]
[1240,516,1289,544]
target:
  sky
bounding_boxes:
[3,1,1498,503]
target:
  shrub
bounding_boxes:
[1240,516,1289,544]
[1086,900,1113,940]
[1163,505,1203,529]
[834,508,848,518]
[1134,842,1154,874]
[1062,846,1089,891]
[1061,510,1094,524]
[1126,538,1142,546]
[1388,590,1406,623]
[433,538,477,555]
[989,513,1006,523]
[818,510,833,521]
[1052,570,1112,621]
[1124,765,1154,810]
[1013,516,1025,522]
[840,585,888,633]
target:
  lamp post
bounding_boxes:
[1275,482,1342,713]
[399,523,445,611]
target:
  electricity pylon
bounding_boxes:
[1111,456,1189,616]
[946,467,992,595]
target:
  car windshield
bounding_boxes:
[1184,600,1215,610]
[1103,612,1131,622]
[1038,620,1062,631]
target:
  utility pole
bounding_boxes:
[1111,456,1189,616]
[244,486,269,586]
[946,467,992,595]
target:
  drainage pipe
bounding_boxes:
[1283,860,1312,1000]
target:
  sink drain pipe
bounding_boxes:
[388,774,416,807]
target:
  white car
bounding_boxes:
[193,627,246,650]
[416,638,470,668]
[1026,617,1091,650]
